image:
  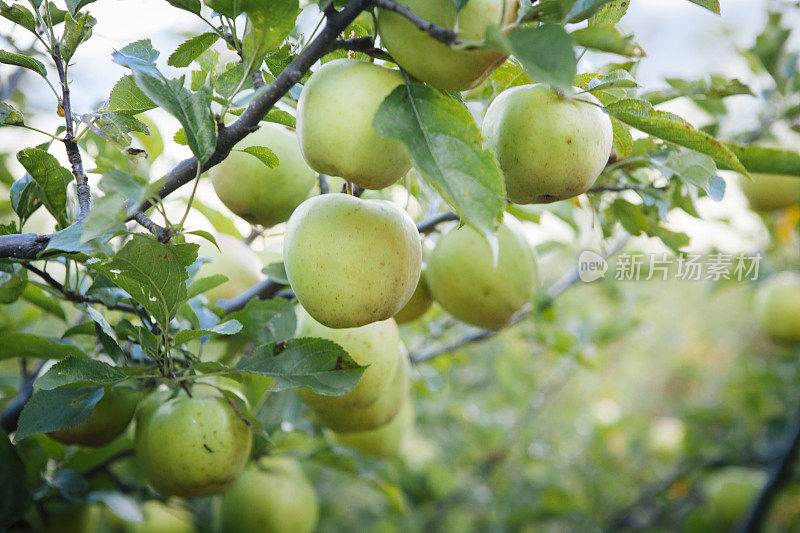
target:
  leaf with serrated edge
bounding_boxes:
[167,32,220,68]
[173,319,243,345]
[15,386,104,441]
[235,338,366,396]
[35,356,125,390]
[373,84,504,255]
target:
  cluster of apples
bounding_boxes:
[45,387,317,533]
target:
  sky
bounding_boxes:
[0,0,793,254]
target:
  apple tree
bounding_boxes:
[0,0,799,530]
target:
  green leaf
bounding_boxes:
[227,298,295,345]
[35,356,126,390]
[88,235,198,330]
[61,11,95,63]
[16,148,74,226]
[610,199,649,235]
[90,112,149,148]
[0,334,88,360]
[237,146,279,168]
[721,144,800,177]
[0,430,31,526]
[589,0,630,26]
[112,40,216,163]
[187,274,227,299]
[106,75,156,115]
[98,169,160,209]
[584,70,638,92]
[571,26,642,57]
[373,84,505,249]
[0,102,23,126]
[21,284,66,320]
[9,174,42,224]
[167,32,220,68]
[173,319,243,345]
[644,76,752,106]
[236,338,366,396]
[604,99,749,177]
[241,0,298,70]
[666,149,723,200]
[192,199,243,239]
[0,50,46,77]
[507,24,576,91]
[64,0,97,15]
[566,0,617,23]
[686,0,720,14]
[610,117,633,159]
[165,0,201,14]
[15,386,104,441]
[1,2,36,34]
[263,108,296,128]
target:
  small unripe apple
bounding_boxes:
[218,456,319,533]
[49,386,141,447]
[756,272,800,344]
[284,193,422,328]
[196,234,263,303]
[377,0,518,91]
[295,306,401,410]
[426,222,537,330]
[739,173,800,211]
[209,124,316,228]
[335,400,413,457]
[124,501,195,533]
[296,59,411,189]
[135,395,252,497]
[482,84,613,204]
[703,467,766,525]
[313,348,410,433]
[393,272,433,324]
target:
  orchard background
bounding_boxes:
[2,0,800,531]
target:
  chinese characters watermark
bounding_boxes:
[578,252,762,283]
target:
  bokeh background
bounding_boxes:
[2,0,800,531]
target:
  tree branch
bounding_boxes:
[0,361,44,433]
[53,43,91,221]
[409,233,630,364]
[22,263,139,314]
[216,278,288,314]
[417,211,458,234]
[737,405,800,532]
[128,205,172,243]
[331,36,395,61]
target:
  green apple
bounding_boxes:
[124,501,195,533]
[393,272,433,324]
[218,456,319,533]
[49,386,141,447]
[313,348,410,433]
[703,467,766,525]
[196,234,263,303]
[740,173,800,211]
[482,84,613,204]
[295,306,401,410]
[209,123,316,228]
[284,193,422,328]
[335,400,413,457]
[377,0,518,91]
[426,222,537,330]
[135,395,252,497]
[756,272,800,344]
[296,59,411,189]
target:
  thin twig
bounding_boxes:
[128,204,172,243]
[737,405,800,532]
[53,43,91,221]
[22,263,138,314]
[0,361,45,433]
[417,211,459,234]
[216,278,288,314]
